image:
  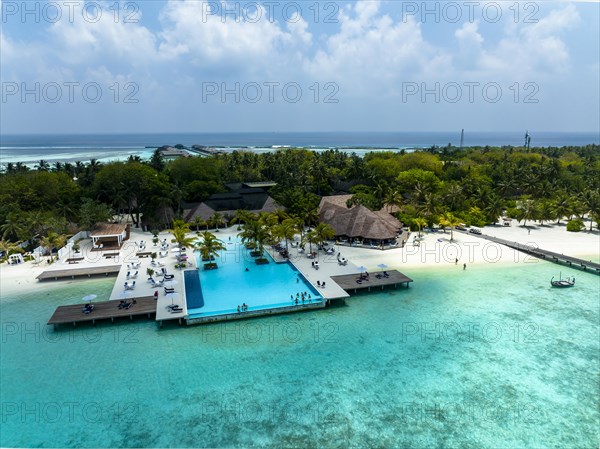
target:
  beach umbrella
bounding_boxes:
[358,266,367,272]
[172,248,181,253]
[377,263,387,269]
[82,294,97,303]
[117,290,133,301]
[166,292,181,306]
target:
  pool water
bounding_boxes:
[186,240,322,317]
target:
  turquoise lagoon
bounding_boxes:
[0,261,598,448]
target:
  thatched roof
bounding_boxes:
[90,222,127,237]
[319,198,402,241]
[318,194,353,212]
[184,195,283,223]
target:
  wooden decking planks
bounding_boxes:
[458,231,600,274]
[37,265,121,281]
[48,296,157,325]
[331,270,413,292]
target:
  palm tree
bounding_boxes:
[312,222,335,248]
[536,201,555,226]
[519,199,538,227]
[39,232,67,260]
[0,239,22,259]
[384,189,403,213]
[170,219,195,249]
[210,212,226,230]
[413,217,427,237]
[238,220,270,256]
[195,231,225,266]
[579,190,600,231]
[88,159,102,174]
[271,218,297,255]
[552,194,571,224]
[0,214,24,241]
[191,216,206,231]
[35,160,50,171]
[302,229,319,254]
[484,195,505,224]
[438,212,461,241]
[230,209,254,229]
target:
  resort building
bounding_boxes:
[184,182,282,222]
[157,146,191,159]
[90,222,131,250]
[318,195,403,247]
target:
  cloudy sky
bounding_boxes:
[1,0,598,134]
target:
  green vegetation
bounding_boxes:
[195,231,226,268]
[566,219,584,232]
[1,145,599,255]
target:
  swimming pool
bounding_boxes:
[186,240,322,317]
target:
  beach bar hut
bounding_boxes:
[90,223,130,250]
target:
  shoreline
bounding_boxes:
[1,221,598,299]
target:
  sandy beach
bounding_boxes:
[1,221,598,298]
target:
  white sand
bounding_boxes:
[1,221,598,297]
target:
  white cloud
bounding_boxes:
[476,4,580,77]
[156,0,312,76]
[47,2,159,67]
[303,0,450,93]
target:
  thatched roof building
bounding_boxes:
[184,187,282,222]
[318,195,402,242]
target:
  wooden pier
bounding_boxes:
[37,265,121,281]
[459,231,600,275]
[48,296,157,329]
[330,270,413,293]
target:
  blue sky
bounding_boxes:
[1,0,598,134]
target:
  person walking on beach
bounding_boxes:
[455,258,458,265]
[528,228,531,235]
[463,263,466,270]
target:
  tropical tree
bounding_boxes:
[191,216,206,231]
[311,222,335,248]
[0,239,22,260]
[518,199,538,227]
[438,212,461,241]
[413,217,427,237]
[230,209,254,229]
[195,231,226,265]
[552,194,571,225]
[238,220,271,256]
[210,212,226,230]
[35,160,50,171]
[384,189,403,213]
[484,195,506,224]
[39,232,67,259]
[579,190,600,231]
[170,219,195,249]
[271,218,297,255]
[0,213,25,241]
[302,229,319,254]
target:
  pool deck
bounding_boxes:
[106,246,189,325]
[268,240,355,300]
[43,228,416,328]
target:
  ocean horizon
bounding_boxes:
[1,131,598,165]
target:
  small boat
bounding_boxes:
[551,273,575,288]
